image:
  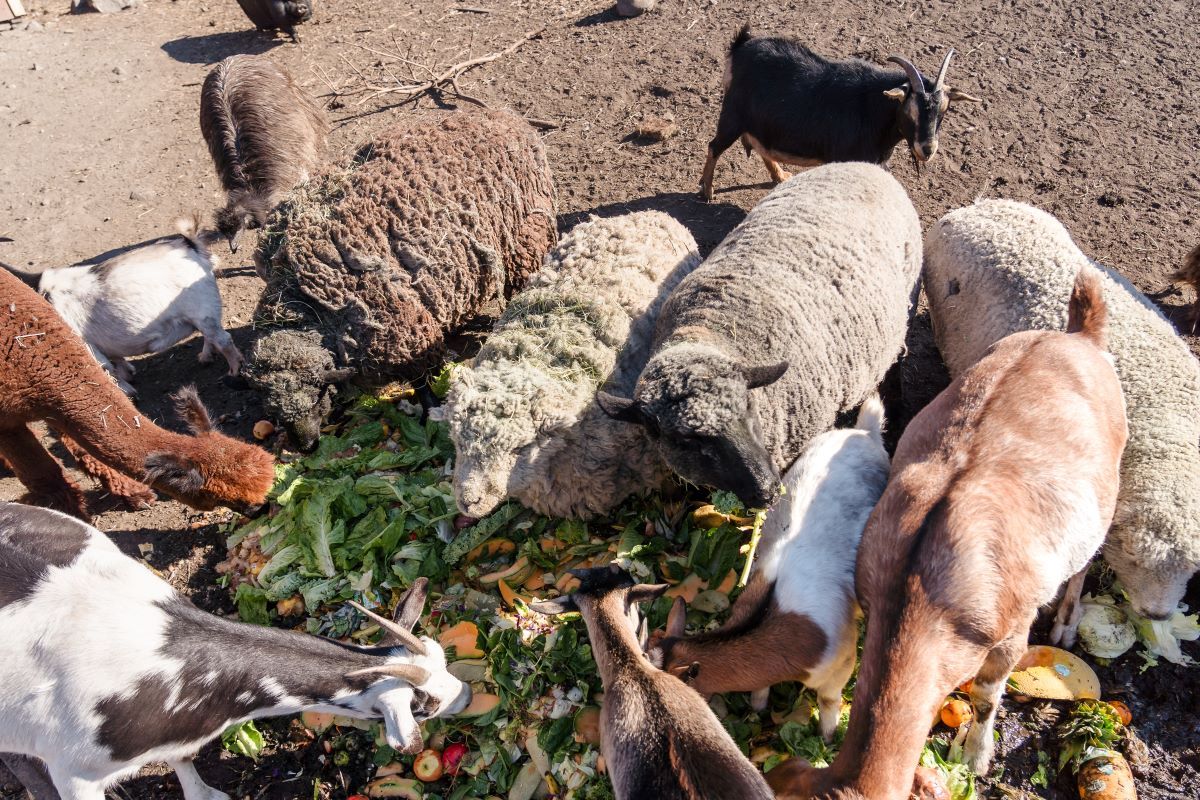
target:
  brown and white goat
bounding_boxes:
[647,396,890,741]
[532,565,773,800]
[770,268,1128,800]
[200,54,327,252]
[0,267,275,520]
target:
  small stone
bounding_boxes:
[632,116,678,142]
[31,63,43,72]
[112,65,126,76]
[615,0,656,16]
[25,20,44,31]
[129,188,154,201]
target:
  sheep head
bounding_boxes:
[142,387,275,514]
[596,343,787,509]
[1105,500,1200,620]
[243,329,353,451]
[444,364,576,518]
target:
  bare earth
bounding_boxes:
[1,0,1197,797]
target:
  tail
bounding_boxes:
[175,214,216,255]
[855,393,886,445]
[0,259,42,290]
[1066,267,1108,348]
[1171,244,1200,290]
[730,23,752,52]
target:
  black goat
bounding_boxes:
[234,0,313,42]
[700,26,981,201]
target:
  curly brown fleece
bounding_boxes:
[0,268,275,521]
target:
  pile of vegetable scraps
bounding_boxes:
[216,392,1163,800]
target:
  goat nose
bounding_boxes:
[919,141,938,161]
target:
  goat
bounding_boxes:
[200,54,328,252]
[769,268,1127,800]
[700,25,980,201]
[532,565,773,800]
[647,396,889,742]
[1171,243,1200,331]
[233,0,312,42]
[0,266,275,519]
[0,502,470,800]
[14,218,241,394]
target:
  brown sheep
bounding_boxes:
[247,109,558,449]
[200,54,328,252]
[0,268,276,521]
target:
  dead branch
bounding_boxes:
[345,27,546,108]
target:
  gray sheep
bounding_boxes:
[200,54,328,252]
[925,199,1200,627]
[246,109,557,450]
[442,211,701,519]
[598,162,921,507]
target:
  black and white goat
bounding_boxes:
[532,566,773,800]
[0,502,469,800]
[700,25,981,200]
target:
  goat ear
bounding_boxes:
[143,452,204,495]
[171,386,213,433]
[529,596,577,616]
[393,577,428,631]
[627,583,669,605]
[742,360,789,389]
[378,686,424,754]
[595,391,644,424]
[946,87,982,104]
[666,596,687,637]
[667,662,700,681]
[883,86,908,101]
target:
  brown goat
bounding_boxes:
[0,268,276,521]
[533,566,773,800]
[200,54,327,252]
[771,268,1128,799]
[1171,243,1200,331]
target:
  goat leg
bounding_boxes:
[1,753,61,800]
[169,758,231,800]
[963,628,1030,775]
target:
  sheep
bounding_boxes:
[0,502,469,800]
[647,396,889,742]
[233,0,312,42]
[531,565,773,800]
[200,54,328,251]
[924,199,1200,628]
[246,109,557,450]
[771,269,1127,799]
[700,26,980,201]
[441,211,701,520]
[0,266,275,520]
[3,218,241,395]
[597,162,921,508]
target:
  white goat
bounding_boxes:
[32,219,241,394]
[0,502,470,800]
[647,396,890,742]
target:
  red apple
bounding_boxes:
[413,748,443,782]
[441,742,468,775]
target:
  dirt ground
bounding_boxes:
[1,0,1198,797]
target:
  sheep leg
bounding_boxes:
[169,758,231,800]
[1,753,61,800]
[52,427,156,511]
[0,424,89,521]
[963,627,1029,775]
[1048,567,1088,649]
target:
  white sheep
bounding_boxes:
[924,199,1200,628]
[24,218,240,394]
[598,162,922,509]
[443,211,701,519]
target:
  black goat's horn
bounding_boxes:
[934,48,955,90]
[887,55,927,96]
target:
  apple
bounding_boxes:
[413,748,443,782]
[441,742,468,775]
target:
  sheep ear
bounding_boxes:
[627,583,669,605]
[595,392,644,424]
[743,361,789,389]
[143,452,204,494]
[171,386,213,433]
[530,596,577,616]
[394,577,428,631]
[883,86,908,101]
[666,596,687,637]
